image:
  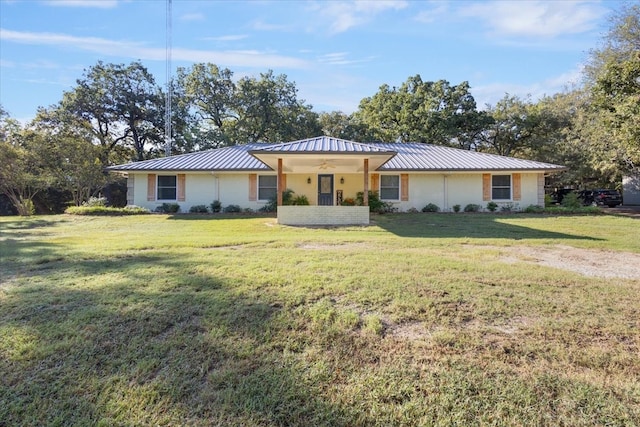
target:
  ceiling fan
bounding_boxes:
[317,160,336,170]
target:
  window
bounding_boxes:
[380,175,400,200]
[492,175,511,200]
[258,175,277,200]
[157,175,177,200]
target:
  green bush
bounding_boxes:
[452,204,461,213]
[281,189,295,205]
[210,200,222,213]
[65,206,150,215]
[500,203,517,212]
[524,204,545,213]
[189,205,209,213]
[422,203,440,212]
[356,190,387,213]
[155,203,180,213]
[463,203,481,213]
[223,204,242,213]
[486,201,498,212]
[291,195,310,205]
[561,192,582,209]
[83,196,107,207]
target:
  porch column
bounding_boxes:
[277,158,283,206]
[363,158,369,206]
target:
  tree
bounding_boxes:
[318,111,377,141]
[28,109,107,206]
[0,109,50,215]
[231,70,321,143]
[61,61,164,163]
[354,75,484,145]
[176,63,237,148]
[479,94,559,158]
[178,64,321,146]
[585,4,640,175]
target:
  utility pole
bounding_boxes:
[165,0,172,157]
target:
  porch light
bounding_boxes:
[340,177,345,184]
[307,177,312,184]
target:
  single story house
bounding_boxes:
[108,136,565,225]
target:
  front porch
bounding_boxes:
[249,138,397,226]
[277,205,369,226]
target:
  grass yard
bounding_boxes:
[1,212,639,426]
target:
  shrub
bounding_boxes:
[65,206,149,215]
[210,200,222,213]
[422,203,440,213]
[524,204,545,213]
[452,204,461,213]
[259,201,276,213]
[223,204,242,213]
[463,203,481,213]
[561,192,582,209]
[291,195,310,205]
[544,194,553,207]
[83,196,107,207]
[406,207,419,213]
[486,201,498,212]
[356,191,387,213]
[189,205,209,213]
[155,203,180,213]
[341,197,356,206]
[500,203,517,212]
[281,188,295,205]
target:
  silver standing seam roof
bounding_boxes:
[107,137,565,172]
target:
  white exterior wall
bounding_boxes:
[378,172,545,212]
[127,171,547,213]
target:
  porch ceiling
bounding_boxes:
[250,152,396,173]
[252,152,395,174]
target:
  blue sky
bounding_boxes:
[0,0,624,122]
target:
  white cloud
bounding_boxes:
[317,52,376,66]
[312,0,409,34]
[414,2,449,24]
[179,13,205,22]
[472,67,583,110]
[203,35,249,42]
[42,0,118,8]
[461,0,605,38]
[0,28,309,69]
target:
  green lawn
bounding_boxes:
[1,213,639,426]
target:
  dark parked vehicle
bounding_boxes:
[578,189,622,207]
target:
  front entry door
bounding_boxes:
[318,174,333,206]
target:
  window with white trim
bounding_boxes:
[492,174,511,200]
[157,175,177,200]
[380,175,400,200]
[258,175,277,200]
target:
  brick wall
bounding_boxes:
[277,206,369,225]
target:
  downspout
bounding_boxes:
[443,175,449,211]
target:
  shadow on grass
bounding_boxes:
[373,213,602,241]
[0,249,359,426]
[164,213,276,221]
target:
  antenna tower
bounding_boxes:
[164,0,172,157]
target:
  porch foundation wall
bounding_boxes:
[277,206,369,226]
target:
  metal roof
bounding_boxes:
[107,138,565,173]
[107,143,272,172]
[252,136,395,154]
[374,143,565,171]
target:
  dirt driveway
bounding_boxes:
[499,244,640,280]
